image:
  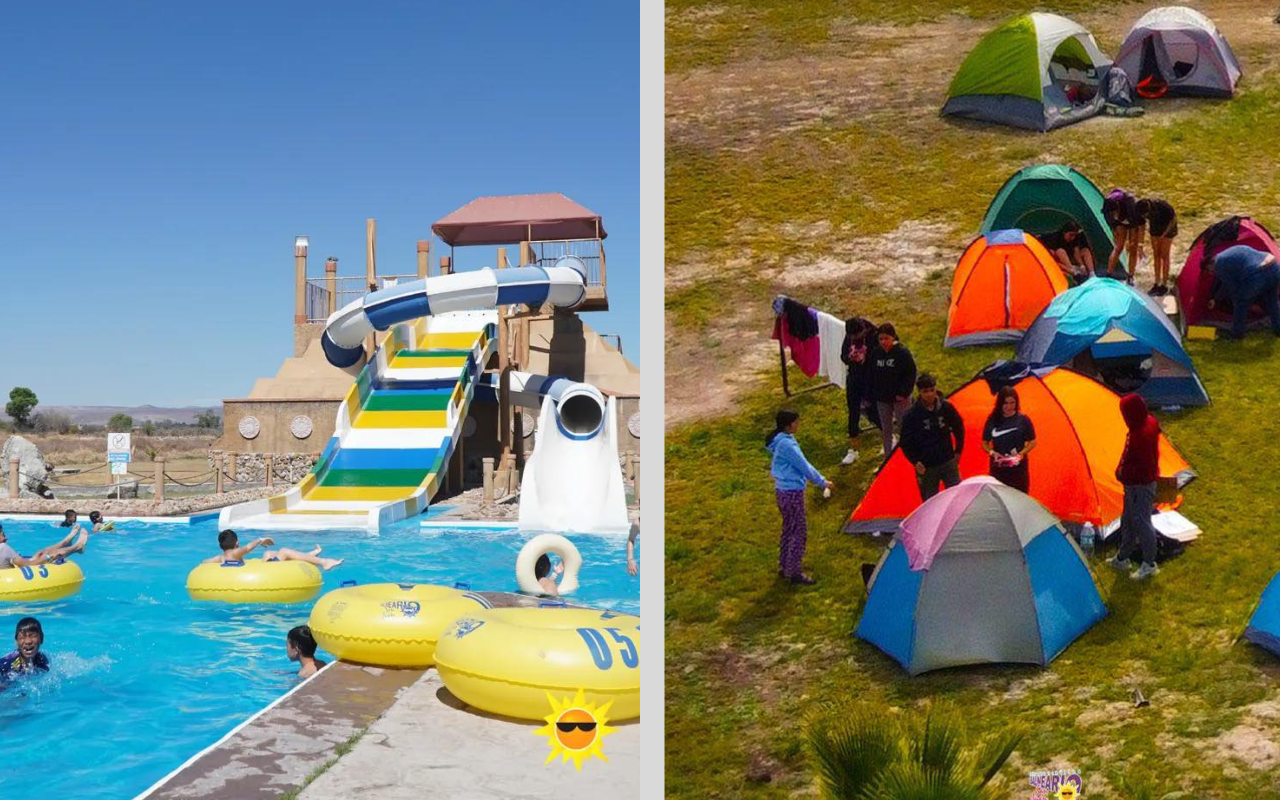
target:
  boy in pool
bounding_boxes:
[205,530,343,571]
[285,625,328,678]
[535,554,565,597]
[88,511,114,532]
[0,618,50,683]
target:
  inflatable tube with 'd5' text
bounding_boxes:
[0,560,84,602]
[435,606,640,721]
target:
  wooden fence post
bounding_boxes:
[228,453,237,483]
[483,457,494,505]
[7,458,18,497]
[215,453,225,495]
[154,456,165,503]
[265,454,274,488]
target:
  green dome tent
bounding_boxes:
[981,164,1120,271]
[944,13,1112,131]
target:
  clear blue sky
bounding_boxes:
[0,1,638,407]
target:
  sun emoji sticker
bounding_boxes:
[535,688,617,770]
[1057,784,1079,800]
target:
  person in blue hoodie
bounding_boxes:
[766,410,832,585]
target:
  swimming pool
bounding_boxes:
[0,515,639,799]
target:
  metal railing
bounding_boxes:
[529,239,605,288]
[305,274,419,323]
[601,334,623,355]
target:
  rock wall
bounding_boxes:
[207,451,318,483]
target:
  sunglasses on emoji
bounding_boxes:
[556,721,597,733]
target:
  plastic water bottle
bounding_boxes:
[1080,522,1096,557]
[823,485,832,499]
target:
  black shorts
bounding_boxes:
[1149,217,1178,239]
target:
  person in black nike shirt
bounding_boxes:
[982,386,1037,493]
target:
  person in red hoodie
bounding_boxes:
[1108,393,1161,580]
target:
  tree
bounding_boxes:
[107,413,134,432]
[6,387,37,429]
[195,410,221,429]
[142,422,156,436]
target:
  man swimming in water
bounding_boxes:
[0,618,50,683]
[204,530,343,571]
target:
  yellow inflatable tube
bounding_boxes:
[186,560,322,604]
[435,607,640,721]
[0,561,84,602]
[309,583,490,667]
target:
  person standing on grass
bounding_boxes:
[899,373,965,502]
[1203,245,1280,340]
[1137,197,1178,296]
[1108,393,1161,581]
[1103,188,1143,284]
[982,386,1036,493]
[839,316,878,465]
[766,410,831,586]
[869,323,916,459]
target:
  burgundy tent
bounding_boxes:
[1177,216,1280,329]
[431,193,606,247]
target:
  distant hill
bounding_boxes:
[0,405,220,425]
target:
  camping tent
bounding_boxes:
[1115,7,1241,99]
[1016,278,1209,407]
[946,230,1069,347]
[1177,216,1280,330]
[1246,570,1280,658]
[856,477,1106,675]
[845,362,1195,534]
[981,164,1118,270]
[943,13,1112,131]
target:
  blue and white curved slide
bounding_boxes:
[321,258,588,368]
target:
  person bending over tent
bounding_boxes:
[1039,222,1095,285]
[1204,245,1280,339]
[839,316,879,465]
[1103,188,1143,285]
[869,323,917,459]
[1137,198,1178,296]
[1108,394,1162,581]
[982,385,1037,493]
[899,373,965,502]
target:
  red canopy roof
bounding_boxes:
[431,193,606,247]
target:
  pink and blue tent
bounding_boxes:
[856,477,1106,676]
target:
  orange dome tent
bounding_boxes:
[946,230,1068,347]
[845,362,1194,534]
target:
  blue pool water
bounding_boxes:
[0,516,639,799]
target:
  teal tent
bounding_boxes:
[944,13,1112,131]
[981,164,1119,271]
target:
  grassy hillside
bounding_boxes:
[665,2,1280,797]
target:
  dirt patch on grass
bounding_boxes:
[772,220,960,288]
[1211,724,1280,772]
[665,299,779,430]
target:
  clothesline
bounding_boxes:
[770,295,851,396]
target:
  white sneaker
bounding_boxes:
[1131,563,1160,580]
[841,449,860,465]
[1107,556,1132,572]
[891,435,899,450]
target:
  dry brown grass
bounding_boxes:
[23,434,217,485]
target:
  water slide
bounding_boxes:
[476,373,630,534]
[220,257,626,532]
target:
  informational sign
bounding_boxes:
[110,462,129,475]
[108,453,130,463]
[107,433,132,455]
